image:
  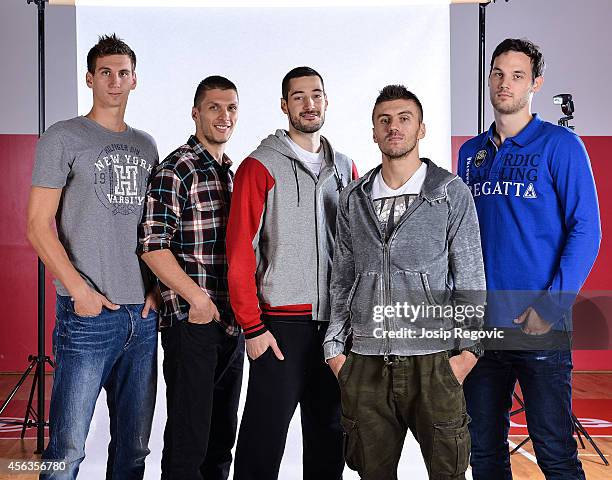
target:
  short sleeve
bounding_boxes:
[31,125,71,188]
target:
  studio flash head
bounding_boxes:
[553,93,575,130]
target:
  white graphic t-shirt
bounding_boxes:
[372,162,427,237]
[31,116,159,304]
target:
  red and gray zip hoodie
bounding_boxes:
[226,129,358,338]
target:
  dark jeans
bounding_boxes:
[339,352,470,480]
[161,320,244,480]
[233,319,344,480]
[463,350,585,480]
[42,295,158,480]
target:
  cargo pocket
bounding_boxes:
[431,413,471,477]
[341,415,365,472]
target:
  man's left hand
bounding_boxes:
[142,288,162,318]
[448,351,478,385]
[514,306,552,335]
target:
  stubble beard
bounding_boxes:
[289,111,325,134]
[491,91,530,115]
[380,137,418,160]
[203,130,230,146]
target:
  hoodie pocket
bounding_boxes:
[260,243,309,305]
[420,272,437,305]
[390,270,447,330]
[391,270,431,306]
[349,273,381,338]
[346,274,362,311]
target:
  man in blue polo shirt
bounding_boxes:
[458,38,601,479]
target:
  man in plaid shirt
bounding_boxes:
[138,76,244,480]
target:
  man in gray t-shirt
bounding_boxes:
[32,115,157,304]
[27,34,159,480]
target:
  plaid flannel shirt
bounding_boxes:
[138,136,238,335]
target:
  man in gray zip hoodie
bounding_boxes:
[227,67,357,480]
[324,85,486,479]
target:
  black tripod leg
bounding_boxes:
[21,365,39,439]
[575,421,585,449]
[510,436,532,455]
[0,360,37,417]
[572,415,610,466]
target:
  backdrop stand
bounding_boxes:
[0,0,52,455]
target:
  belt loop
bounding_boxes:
[382,355,393,377]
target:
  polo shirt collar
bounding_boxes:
[481,113,543,148]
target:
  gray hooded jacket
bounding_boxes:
[323,159,486,359]
[227,130,355,338]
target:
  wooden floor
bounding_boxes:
[0,373,610,479]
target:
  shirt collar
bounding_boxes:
[187,135,233,167]
[481,113,543,148]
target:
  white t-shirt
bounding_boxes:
[372,162,427,230]
[285,133,324,176]
[372,161,427,199]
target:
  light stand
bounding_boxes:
[0,0,53,455]
[510,391,609,466]
[478,1,491,133]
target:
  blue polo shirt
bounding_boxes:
[457,114,601,328]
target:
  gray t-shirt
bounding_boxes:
[31,116,158,304]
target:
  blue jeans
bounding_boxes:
[463,350,585,480]
[41,295,158,480]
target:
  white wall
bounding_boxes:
[0,0,77,134]
[450,0,612,136]
[75,4,452,170]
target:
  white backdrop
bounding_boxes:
[75,4,452,171]
[74,3,454,478]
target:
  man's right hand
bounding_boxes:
[188,295,220,324]
[73,286,119,317]
[246,331,284,361]
[328,354,347,379]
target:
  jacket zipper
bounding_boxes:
[383,242,391,355]
[313,164,337,321]
[314,180,320,320]
[380,197,426,356]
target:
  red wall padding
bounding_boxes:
[0,134,609,371]
[0,135,55,372]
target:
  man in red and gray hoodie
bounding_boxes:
[227,66,358,480]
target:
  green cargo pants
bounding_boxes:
[338,352,471,480]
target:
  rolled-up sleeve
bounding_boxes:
[138,166,187,254]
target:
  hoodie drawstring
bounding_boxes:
[291,159,301,206]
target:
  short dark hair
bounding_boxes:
[372,85,423,123]
[281,66,325,100]
[87,34,136,74]
[193,76,238,108]
[490,38,546,80]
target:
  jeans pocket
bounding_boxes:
[431,413,471,477]
[70,307,101,319]
[341,415,365,472]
